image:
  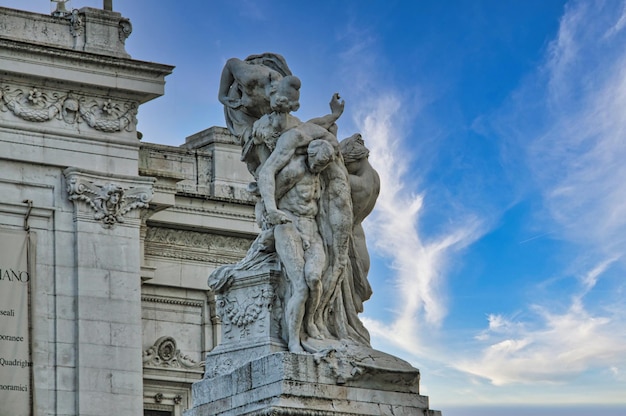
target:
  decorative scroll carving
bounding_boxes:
[65,171,153,228]
[0,83,138,133]
[118,18,132,43]
[142,336,204,369]
[78,97,137,132]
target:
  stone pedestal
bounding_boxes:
[204,270,286,379]
[186,271,442,416]
[187,352,441,416]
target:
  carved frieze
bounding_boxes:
[144,226,253,263]
[142,336,204,370]
[0,83,138,132]
[146,227,252,251]
[64,168,154,228]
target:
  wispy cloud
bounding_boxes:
[456,268,626,386]
[352,92,483,352]
[336,9,486,357]
[523,1,626,257]
[458,0,626,388]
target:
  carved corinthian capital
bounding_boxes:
[64,167,155,228]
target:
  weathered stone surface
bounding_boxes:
[187,352,434,416]
[0,5,172,416]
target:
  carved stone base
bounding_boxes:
[193,270,442,415]
[205,270,287,379]
[185,351,442,416]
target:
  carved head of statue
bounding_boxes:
[102,184,124,213]
[340,133,369,174]
[252,112,287,151]
[307,139,336,174]
[270,75,301,113]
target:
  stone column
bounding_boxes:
[64,168,155,415]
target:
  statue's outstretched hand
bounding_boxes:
[330,93,345,117]
[267,209,292,226]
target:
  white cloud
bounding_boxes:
[578,256,619,293]
[525,1,626,257]
[352,92,483,352]
[456,265,626,386]
[455,0,626,390]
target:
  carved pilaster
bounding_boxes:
[64,167,155,228]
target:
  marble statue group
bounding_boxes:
[209,53,380,354]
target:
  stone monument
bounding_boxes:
[186,53,442,416]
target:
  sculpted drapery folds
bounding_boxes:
[210,53,379,353]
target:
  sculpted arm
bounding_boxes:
[218,58,243,109]
[306,93,344,133]
[257,135,299,225]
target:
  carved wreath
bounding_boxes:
[218,288,274,339]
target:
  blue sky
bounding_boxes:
[6,1,626,414]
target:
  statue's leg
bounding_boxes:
[315,163,353,328]
[274,223,307,353]
[303,231,325,340]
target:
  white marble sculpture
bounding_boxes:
[211,52,379,354]
[196,52,442,416]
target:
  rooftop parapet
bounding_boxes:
[1,6,131,58]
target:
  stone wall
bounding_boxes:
[1,6,260,415]
[138,134,258,414]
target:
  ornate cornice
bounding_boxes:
[168,204,256,219]
[64,168,155,228]
[0,83,138,132]
[0,37,174,76]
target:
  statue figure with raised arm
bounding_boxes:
[218,52,344,178]
[211,53,378,353]
[195,51,443,416]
